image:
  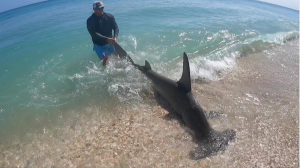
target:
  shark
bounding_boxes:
[113,42,135,65]
[135,52,236,159]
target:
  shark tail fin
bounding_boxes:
[177,52,191,93]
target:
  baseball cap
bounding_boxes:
[93,1,105,9]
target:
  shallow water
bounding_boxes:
[0,39,298,167]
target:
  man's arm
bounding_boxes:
[106,15,119,45]
[111,15,119,41]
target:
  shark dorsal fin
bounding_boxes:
[177,52,191,93]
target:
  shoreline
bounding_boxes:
[0,39,298,167]
[193,38,299,167]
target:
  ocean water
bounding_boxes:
[0,0,299,166]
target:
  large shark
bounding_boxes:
[135,52,236,159]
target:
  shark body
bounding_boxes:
[136,52,235,159]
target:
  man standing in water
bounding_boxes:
[87,1,119,66]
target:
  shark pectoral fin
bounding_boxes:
[177,52,191,93]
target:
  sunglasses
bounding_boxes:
[97,7,104,11]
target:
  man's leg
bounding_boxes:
[107,44,119,58]
[101,44,119,66]
[94,44,110,66]
[102,56,109,66]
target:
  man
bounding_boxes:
[87,1,119,66]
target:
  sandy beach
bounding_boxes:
[0,39,298,167]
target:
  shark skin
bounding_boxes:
[136,52,236,159]
[113,43,135,65]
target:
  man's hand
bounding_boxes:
[107,38,116,45]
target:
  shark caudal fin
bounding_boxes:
[177,52,191,93]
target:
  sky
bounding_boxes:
[0,0,299,13]
[258,0,299,11]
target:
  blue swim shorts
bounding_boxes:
[93,44,117,60]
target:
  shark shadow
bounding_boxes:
[135,52,236,160]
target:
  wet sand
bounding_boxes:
[0,39,298,167]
